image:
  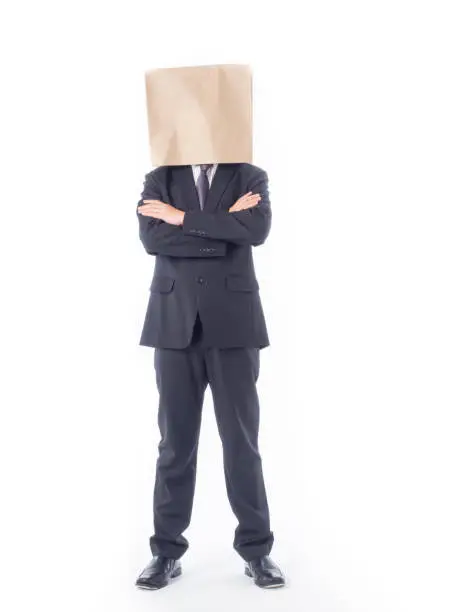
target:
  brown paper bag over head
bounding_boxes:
[144,64,252,166]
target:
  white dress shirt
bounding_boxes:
[191,164,218,187]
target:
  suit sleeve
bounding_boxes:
[137,172,227,258]
[181,169,272,247]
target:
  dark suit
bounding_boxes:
[137,163,270,349]
[136,163,274,561]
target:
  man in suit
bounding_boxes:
[135,162,285,589]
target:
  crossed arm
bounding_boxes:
[137,170,271,257]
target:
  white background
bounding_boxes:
[1,1,457,611]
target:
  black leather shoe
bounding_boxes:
[135,555,182,590]
[245,555,286,588]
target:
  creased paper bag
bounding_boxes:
[144,64,252,166]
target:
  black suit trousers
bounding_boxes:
[149,314,274,561]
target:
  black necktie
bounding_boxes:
[197,164,211,210]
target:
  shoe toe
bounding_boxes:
[255,576,285,589]
[135,574,167,590]
[258,575,285,588]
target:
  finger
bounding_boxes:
[139,206,162,214]
[243,193,259,201]
[138,207,160,215]
[241,195,260,205]
[240,200,259,210]
[235,196,256,207]
[140,204,164,212]
[244,199,260,206]
[139,211,162,217]
[138,205,164,214]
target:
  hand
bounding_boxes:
[229,191,261,213]
[138,200,185,226]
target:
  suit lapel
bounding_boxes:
[205,164,238,213]
[173,165,201,211]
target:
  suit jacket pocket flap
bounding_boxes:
[226,275,259,292]
[150,276,175,293]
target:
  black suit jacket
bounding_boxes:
[137,163,271,349]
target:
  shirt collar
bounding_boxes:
[191,163,218,184]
